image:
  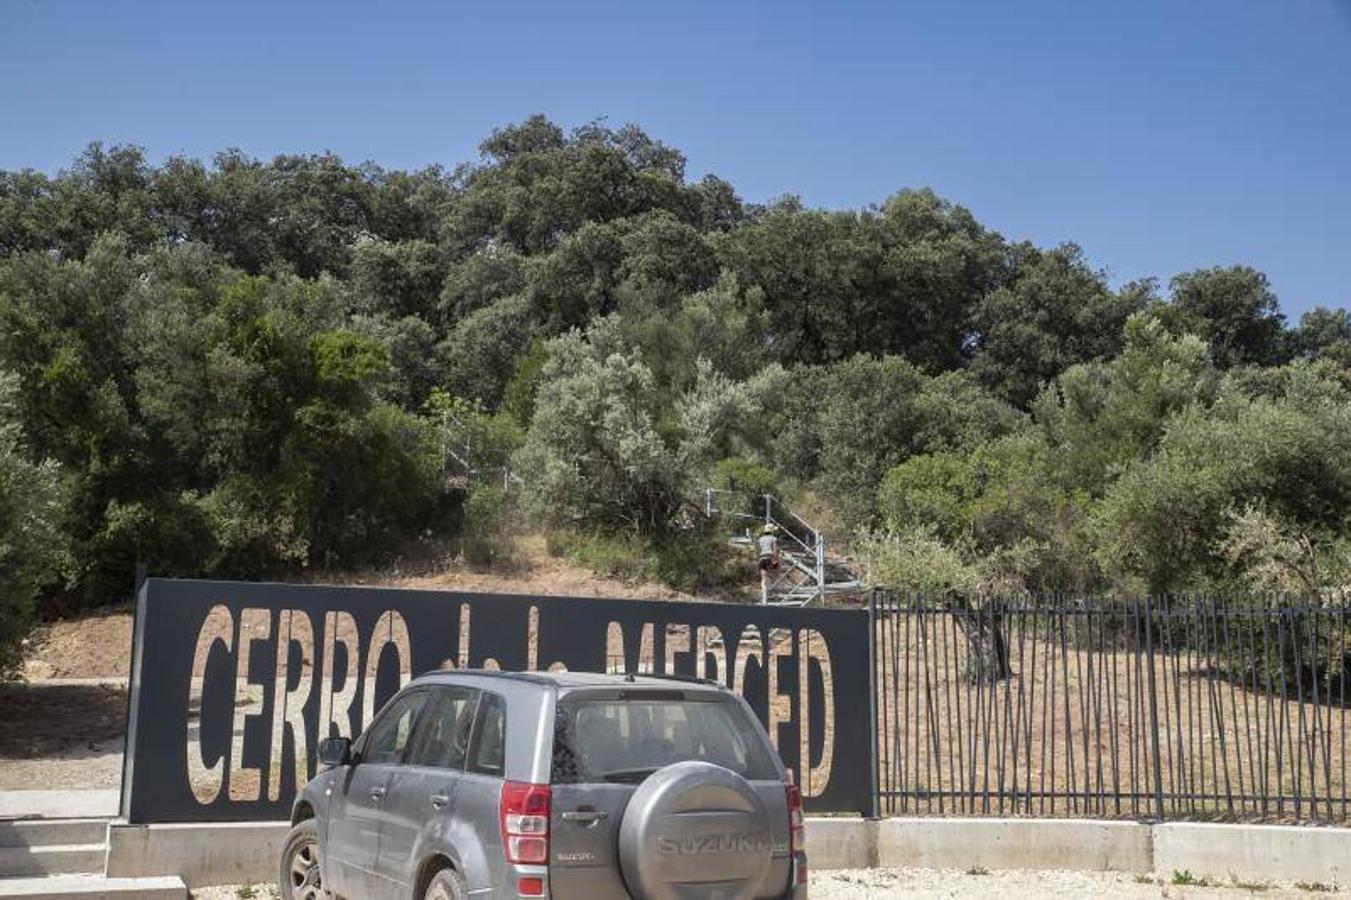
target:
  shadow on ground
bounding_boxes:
[0,683,127,759]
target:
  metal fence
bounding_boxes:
[869,593,1350,823]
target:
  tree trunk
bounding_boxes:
[950,592,1012,685]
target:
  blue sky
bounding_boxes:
[2,0,1348,316]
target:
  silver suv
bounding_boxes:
[281,670,809,900]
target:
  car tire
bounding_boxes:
[424,866,469,900]
[279,818,328,900]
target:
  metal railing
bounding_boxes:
[704,489,827,605]
[869,592,1350,823]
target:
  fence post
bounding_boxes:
[815,532,825,602]
[1143,594,1166,820]
[867,589,881,819]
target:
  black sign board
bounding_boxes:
[121,578,872,822]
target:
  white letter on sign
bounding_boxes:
[766,629,793,752]
[268,610,314,801]
[605,621,654,674]
[318,611,359,740]
[362,610,412,727]
[187,604,233,804]
[228,608,270,801]
[798,628,835,798]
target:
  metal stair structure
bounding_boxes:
[704,489,861,606]
[437,408,522,490]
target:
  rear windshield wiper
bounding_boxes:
[600,767,659,784]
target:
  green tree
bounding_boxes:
[514,323,754,535]
[349,238,448,321]
[716,189,1010,369]
[1163,266,1288,368]
[1293,306,1351,367]
[877,432,1098,594]
[514,328,680,534]
[439,246,526,322]
[1033,314,1216,494]
[0,372,66,676]
[1095,374,1351,592]
[444,116,705,256]
[439,294,535,408]
[970,244,1148,407]
[814,357,1021,526]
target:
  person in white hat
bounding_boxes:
[756,524,780,602]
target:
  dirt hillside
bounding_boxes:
[19,535,697,681]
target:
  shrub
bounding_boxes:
[459,483,516,568]
[546,530,656,584]
[860,526,983,597]
[547,526,736,595]
[652,528,738,595]
[877,452,976,541]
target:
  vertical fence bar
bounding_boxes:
[1197,600,1210,815]
[1129,598,1141,817]
[1291,604,1308,820]
[1159,597,1176,817]
[1059,606,1075,815]
[889,595,901,815]
[995,601,1011,814]
[1178,598,1196,817]
[1222,602,1248,818]
[1276,607,1292,818]
[1010,604,1028,814]
[1341,601,1347,822]
[1039,605,1053,816]
[1240,601,1260,819]
[1144,595,1166,820]
[937,601,953,812]
[1259,602,1269,821]
[1317,603,1333,824]
[867,589,881,819]
[1208,597,1234,818]
[1023,605,1038,815]
[1107,604,1122,817]
[1305,602,1321,821]
[1131,596,1145,818]
[948,607,966,814]
[921,606,938,814]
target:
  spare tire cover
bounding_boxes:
[618,761,773,900]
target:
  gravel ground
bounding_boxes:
[806,868,1346,898]
[190,869,1349,899]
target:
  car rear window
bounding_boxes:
[551,693,779,784]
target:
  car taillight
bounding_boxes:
[500,781,551,865]
[786,783,805,856]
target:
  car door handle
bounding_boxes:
[562,810,608,825]
[369,786,386,801]
[430,794,450,809]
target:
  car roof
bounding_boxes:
[410,668,726,692]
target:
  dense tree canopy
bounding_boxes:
[0,115,1346,661]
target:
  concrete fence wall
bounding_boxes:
[105,817,1351,889]
[806,817,1348,886]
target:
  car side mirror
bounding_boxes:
[318,737,352,767]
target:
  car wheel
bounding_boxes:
[280,819,328,900]
[424,867,468,900]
